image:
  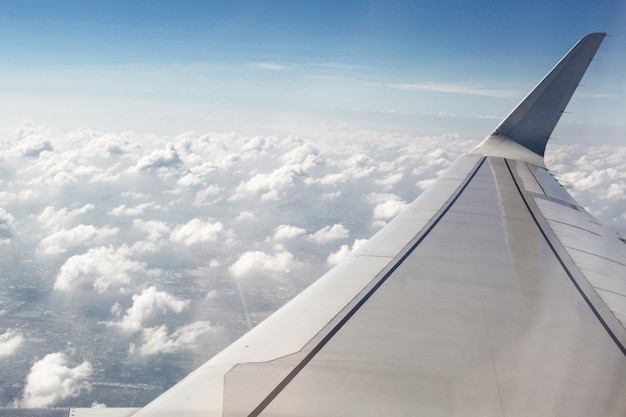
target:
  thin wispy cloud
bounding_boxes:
[309,62,369,70]
[253,62,291,71]
[255,62,363,72]
[389,82,520,98]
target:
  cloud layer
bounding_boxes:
[0,123,623,407]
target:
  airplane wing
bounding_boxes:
[67,32,626,417]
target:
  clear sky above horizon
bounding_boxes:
[0,0,624,142]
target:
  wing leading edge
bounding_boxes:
[67,33,626,416]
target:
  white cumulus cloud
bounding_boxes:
[17,138,53,158]
[0,330,24,357]
[170,218,229,246]
[37,224,119,256]
[236,211,256,221]
[20,352,92,408]
[54,246,147,293]
[273,224,306,241]
[376,172,404,189]
[109,203,158,217]
[342,154,376,179]
[129,321,213,356]
[327,239,368,265]
[132,219,171,241]
[109,286,190,333]
[177,172,202,187]
[280,142,322,169]
[193,185,223,206]
[368,193,409,220]
[135,143,182,171]
[37,204,95,232]
[229,249,294,278]
[308,224,349,244]
[236,165,303,195]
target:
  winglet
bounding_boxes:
[472,33,606,163]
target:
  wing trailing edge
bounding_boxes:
[472,32,605,160]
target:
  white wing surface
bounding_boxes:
[69,32,626,417]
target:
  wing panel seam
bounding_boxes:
[567,247,626,268]
[505,159,626,355]
[546,218,603,236]
[246,156,488,417]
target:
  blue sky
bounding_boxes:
[0,0,624,141]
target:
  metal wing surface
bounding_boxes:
[68,33,626,417]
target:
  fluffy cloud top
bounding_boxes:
[109,286,190,333]
[55,246,146,293]
[229,249,294,278]
[327,239,368,265]
[368,193,410,220]
[170,218,228,246]
[0,330,24,357]
[110,203,158,217]
[177,173,202,187]
[37,224,119,256]
[133,219,170,241]
[236,211,256,221]
[233,144,321,200]
[273,224,306,241]
[308,224,350,244]
[18,138,53,158]
[236,165,303,195]
[280,142,322,169]
[129,321,213,356]
[37,204,95,232]
[20,352,92,408]
[193,185,223,206]
[376,172,404,189]
[136,144,182,171]
[18,148,99,187]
